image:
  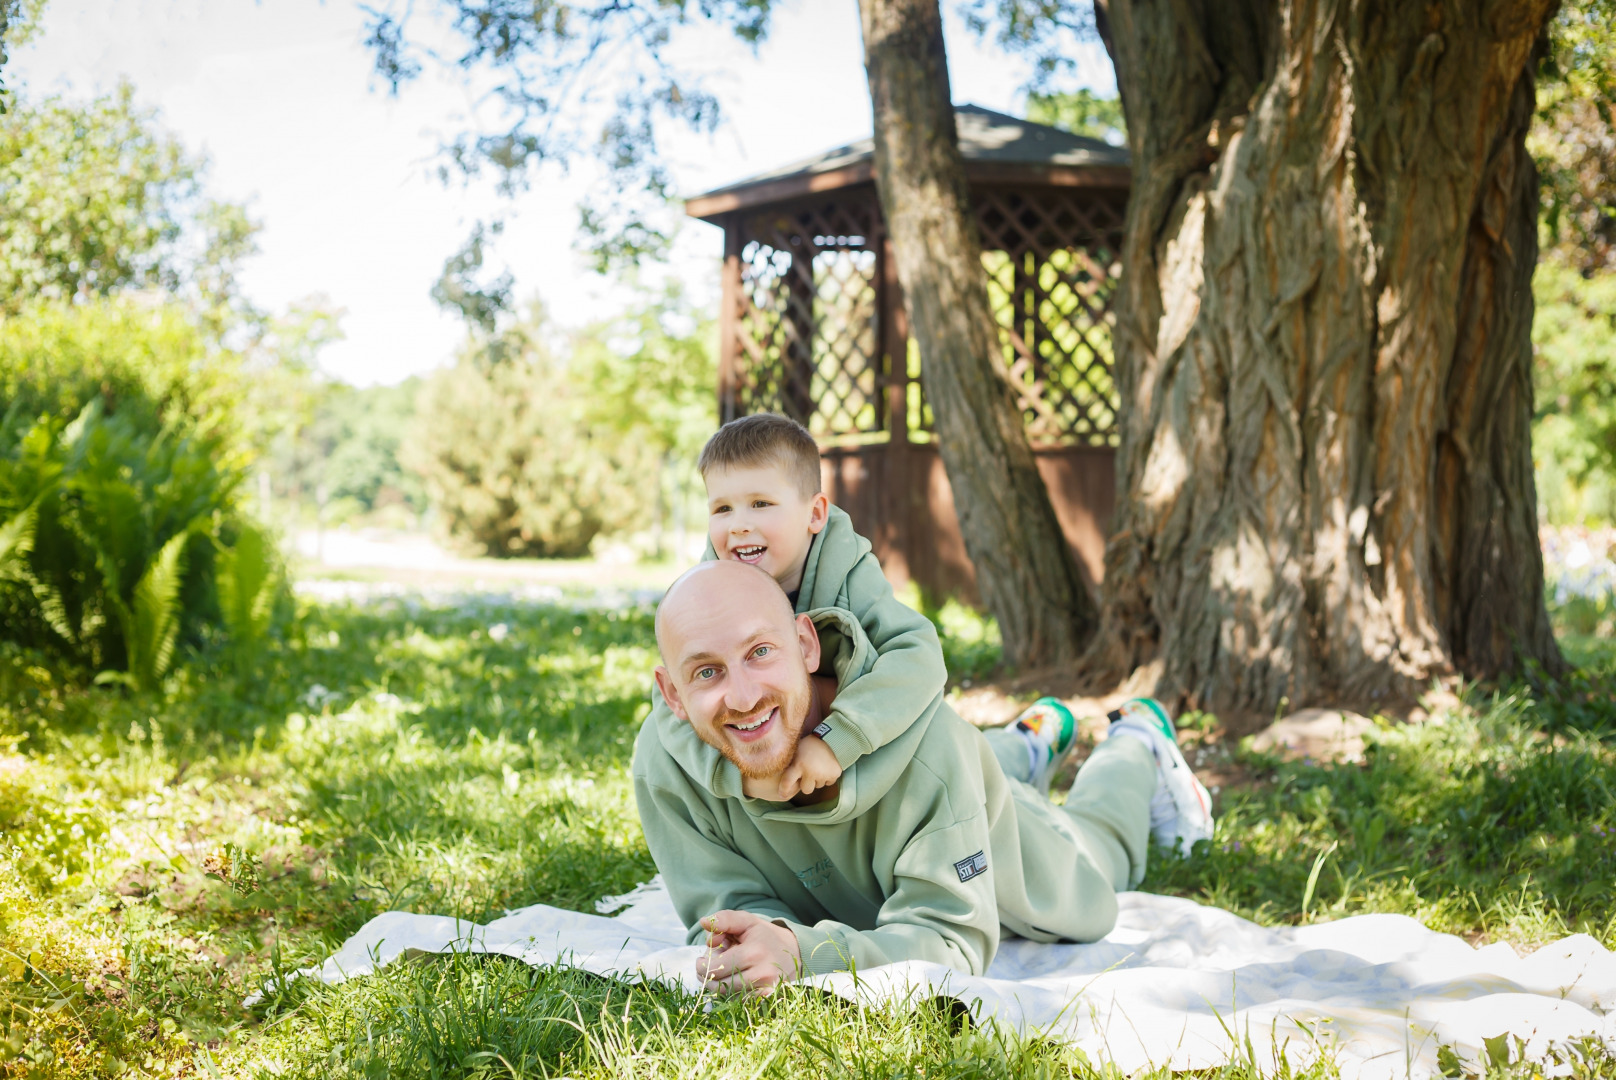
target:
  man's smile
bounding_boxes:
[727,706,778,742]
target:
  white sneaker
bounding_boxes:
[1107,698,1214,855]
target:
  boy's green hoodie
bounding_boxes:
[651,505,945,799]
[633,606,1137,977]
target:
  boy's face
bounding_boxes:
[705,462,830,595]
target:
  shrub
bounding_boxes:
[0,301,282,688]
[407,324,651,558]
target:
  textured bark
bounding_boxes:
[858,0,1096,668]
[1091,0,1565,717]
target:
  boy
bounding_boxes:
[650,413,1082,803]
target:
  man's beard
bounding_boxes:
[702,672,811,780]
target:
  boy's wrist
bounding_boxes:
[813,721,863,771]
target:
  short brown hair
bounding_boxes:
[698,414,822,496]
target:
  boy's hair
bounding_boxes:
[698,413,822,496]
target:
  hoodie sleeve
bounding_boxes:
[634,772,799,940]
[648,687,746,800]
[777,812,1000,976]
[811,551,949,772]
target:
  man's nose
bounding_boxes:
[723,665,764,712]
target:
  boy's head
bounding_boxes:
[699,414,829,595]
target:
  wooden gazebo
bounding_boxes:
[685,105,1130,601]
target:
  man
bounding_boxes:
[634,560,1212,993]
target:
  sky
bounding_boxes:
[11,0,1114,386]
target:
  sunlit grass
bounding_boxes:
[1,589,1613,1078]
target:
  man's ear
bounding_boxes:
[807,492,830,535]
[795,614,821,674]
[653,666,688,722]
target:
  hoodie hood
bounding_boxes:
[732,605,940,828]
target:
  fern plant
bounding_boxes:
[1,399,280,690]
[97,529,194,693]
[216,520,280,677]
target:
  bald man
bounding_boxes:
[635,560,1198,993]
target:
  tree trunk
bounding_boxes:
[857,0,1097,669]
[1090,0,1566,718]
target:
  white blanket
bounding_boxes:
[270,879,1616,1078]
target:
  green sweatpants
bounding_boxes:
[984,726,1158,891]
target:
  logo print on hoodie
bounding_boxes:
[954,850,988,883]
[796,857,834,890]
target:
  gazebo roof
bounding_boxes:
[684,104,1130,221]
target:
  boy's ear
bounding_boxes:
[653,666,688,722]
[807,492,830,535]
[795,614,822,674]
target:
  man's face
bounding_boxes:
[655,565,822,783]
[705,463,829,595]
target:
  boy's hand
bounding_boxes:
[697,910,800,995]
[778,734,843,800]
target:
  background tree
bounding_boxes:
[1529,0,1616,525]
[857,0,1097,668]
[0,83,257,319]
[406,304,656,558]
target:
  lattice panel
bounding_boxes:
[974,188,1124,447]
[728,198,884,441]
[723,186,1124,448]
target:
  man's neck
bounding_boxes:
[805,671,837,729]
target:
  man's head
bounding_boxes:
[699,414,830,595]
[654,560,822,784]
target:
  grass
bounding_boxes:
[0,587,1613,1078]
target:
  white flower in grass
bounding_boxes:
[488,623,509,642]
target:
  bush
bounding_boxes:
[1533,261,1616,524]
[407,322,651,559]
[0,301,281,688]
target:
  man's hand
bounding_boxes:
[778,734,843,800]
[696,910,801,995]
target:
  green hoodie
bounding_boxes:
[650,505,946,799]
[632,607,1157,977]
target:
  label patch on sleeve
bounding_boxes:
[954,850,988,883]
[812,721,832,738]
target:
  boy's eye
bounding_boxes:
[751,500,771,509]
[711,504,730,515]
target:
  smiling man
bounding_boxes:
[635,560,1212,993]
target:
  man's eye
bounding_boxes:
[695,666,718,680]
[750,645,771,659]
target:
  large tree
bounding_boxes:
[1072,0,1565,715]
[858,0,1096,668]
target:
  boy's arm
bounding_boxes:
[813,553,948,771]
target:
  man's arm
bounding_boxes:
[633,771,799,939]
[812,553,948,770]
[775,813,1000,976]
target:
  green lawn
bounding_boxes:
[1,592,1613,1078]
